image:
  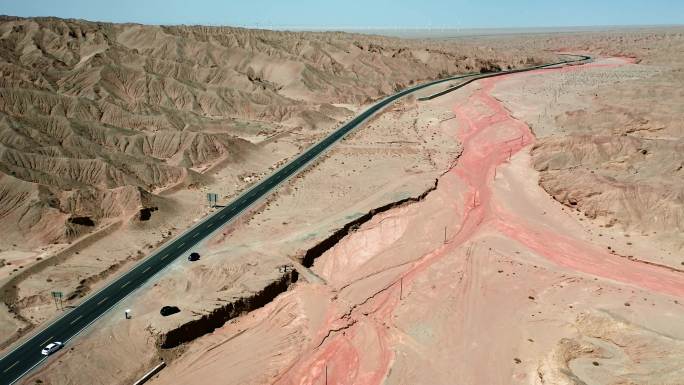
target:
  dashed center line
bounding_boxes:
[192,233,199,238]
[121,281,130,288]
[38,336,53,347]
[69,315,83,325]
[3,360,19,373]
[142,266,151,273]
[177,242,185,248]
[97,297,108,305]
[160,254,169,260]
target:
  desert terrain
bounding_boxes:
[0,16,682,385]
[0,15,552,351]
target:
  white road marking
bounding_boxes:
[160,254,169,260]
[97,297,108,305]
[3,360,19,373]
[142,266,151,273]
[121,281,130,288]
[38,336,53,347]
[69,315,83,325]
[192,233,199,238]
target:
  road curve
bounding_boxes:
[0,54,590,385]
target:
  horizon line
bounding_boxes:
[1,15,683,32]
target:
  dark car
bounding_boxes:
[160,306,181,317]
[188,252,200,262]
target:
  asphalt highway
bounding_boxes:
[0,54,590,385]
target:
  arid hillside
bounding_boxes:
[0,16,551,248]
[0,16,560,354]
[529,30,684,253]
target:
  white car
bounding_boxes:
[41,341,63,356]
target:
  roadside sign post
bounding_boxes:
[206,193,218,208]
[51,291,63,311]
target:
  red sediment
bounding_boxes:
[459,60,684,297]
[274,289,396,385]
[493,216,684,297]
[277,57,684,385]
[445,57,684,297]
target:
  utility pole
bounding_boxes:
[444,226,447,244]
[400,277,403,300]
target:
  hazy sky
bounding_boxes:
[1,0,683,29]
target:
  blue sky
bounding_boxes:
[1,0,682,29]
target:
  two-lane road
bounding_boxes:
[0,54,590,385]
